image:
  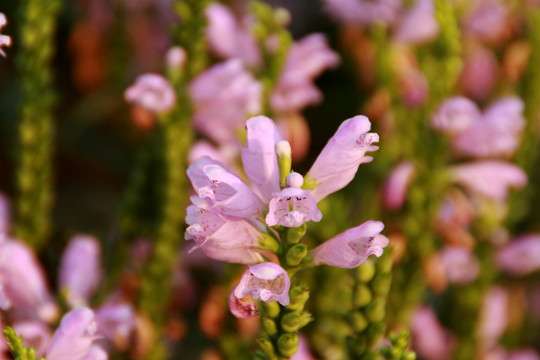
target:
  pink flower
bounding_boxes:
[497,234,540,275]
[165,46,187,69]
[190,60,262,142]
[185,205,264,264]
[46,307,100,360]
[323,0,401,25]
[459,44,498,101]
[95,303,136,349]
[205,3,261,66]
[13,321,51,356]
[452,161,527,200]
[270,34,339,113]
[412,307,454,360]
[464,0,509,43]
[477,286,508,347]
[507,349,540,360]
[437,246,480,284]
[0,238,58,322]
[432,96,481,135]
[397,65,429,107]
[124,74,176,114]
[394,0,439,45]
[187,157,265,219]
[0,13,12,57]
[241,116,282,203]
[81,345,109,360]
[382,161,415,211]
[233,262,290,306]
[0,193,10,236]
[291,335,315,360]
[266,187,322,227]
[228,290,258,319]
[306,116,379,202]
[58,235,103,307]
[311,221,389,268]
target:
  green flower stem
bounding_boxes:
[379,331,417,360]
[3,327,45,360]
[14,0,61,248]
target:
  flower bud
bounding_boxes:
[258,338,277,360]
[371,274,392,296]
[261,318,278,336]
[286,224,306,244]
[286,244,308,267]
[287,285,309,311]
[354,285,372,308]
[276,140,292,188]
[365,297,386,323]
[258,233,280,253]
[277,333,299,357]
[260,301,280,318]
[281,311,312,333]
[356,262,375,282]
[349,311,368,332]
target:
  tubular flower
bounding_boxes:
[266,187,322,227]
[393,0,439,45]
[497,234,540,275]
[0,13,11,57]
[311,221,389,268]
[232,262,291,306]
[382,161,415,211]
[124,74,176,114]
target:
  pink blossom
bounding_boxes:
[394,0,439,45]
[228,290,258,319]
[477,286,508,347]
[95,303,136,347]
[205,3,261,66]
[13,321,51,356]
[497,234,540,275]
[412,307,454,360]
[271,34,339,113]
[185,206,264,264]
[165,46,187,69]
[46,307,100,360]
[397,65,429,107]
[187,157,265,219]
[306,116,379,202]
[452,161,527,200]
[291,335,315,360]
[58,235,103,307]
[81,345,109,360]
[311,221,389,268]
[382,161,415,211]
[507,349,540,360]
[233,262,290,305]
[432,97,481,135]
[322,0,401,25]
[190,60,262,143]
[464,0,509,43]
[0,13,11,58]
[437,246,480,284]
[266,187,322,227]
[124,74,176,114]
[0,193,10,236]
[459,44,498,101]
[0,238,58,322]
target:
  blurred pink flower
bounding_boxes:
[323,0,401,25]
[190,60,262,143]
[291,335,315,360]
[81,344,108,360]
[46,307,101,360]
[507,349,540,360]
[394,0,439,45]
[271,34,339,113]
[306,116,379,202]
[497,234,540,275]
[397,65,429,107]
[437,246,480,284]
[0,238,58,322]
[412,306,455,360]
[0,13,12,57]
[452,161,527,200]
[477,286,508,347]
[432,96,482,135]
[233,262,290,306]
[0,193,10,236]
[13,321,51,356]
[382,161,415,211]
[205,3,261,66]
[95,302,136,349]
[165,46,187,69]
[58,235,103,307]
[459,44,498,101]
[464,0,509,43]
[124,74,176,114]
[311,220,389,268]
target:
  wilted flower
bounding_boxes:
[311,221,389,268]
[58,235,103,307]
[497,234,540,275]
[228,290,258,319]
[0,13,11,57]
[393,0,439,45]
[232,262,291,307]
[124,74,176,114]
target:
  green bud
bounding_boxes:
[262,318,278,336]
[258,233,280,253]
[366,322,386,346]
[258,338,277,360]
[275,140,292,188]
[354,284,372,308]
[347,335,367,356]
[404,351,417,360]
[260,302,281,318]
[366,297,386,323]
[371,274,392,296]
[277,333,299,357]
[350,311,368,332]
[356,262,376,282]
[281,311,312,332]
[287,285,309,311]
[379,345,392,357]
[286,224,306,244]
[377,248,394,273]
[286,244,308,267]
